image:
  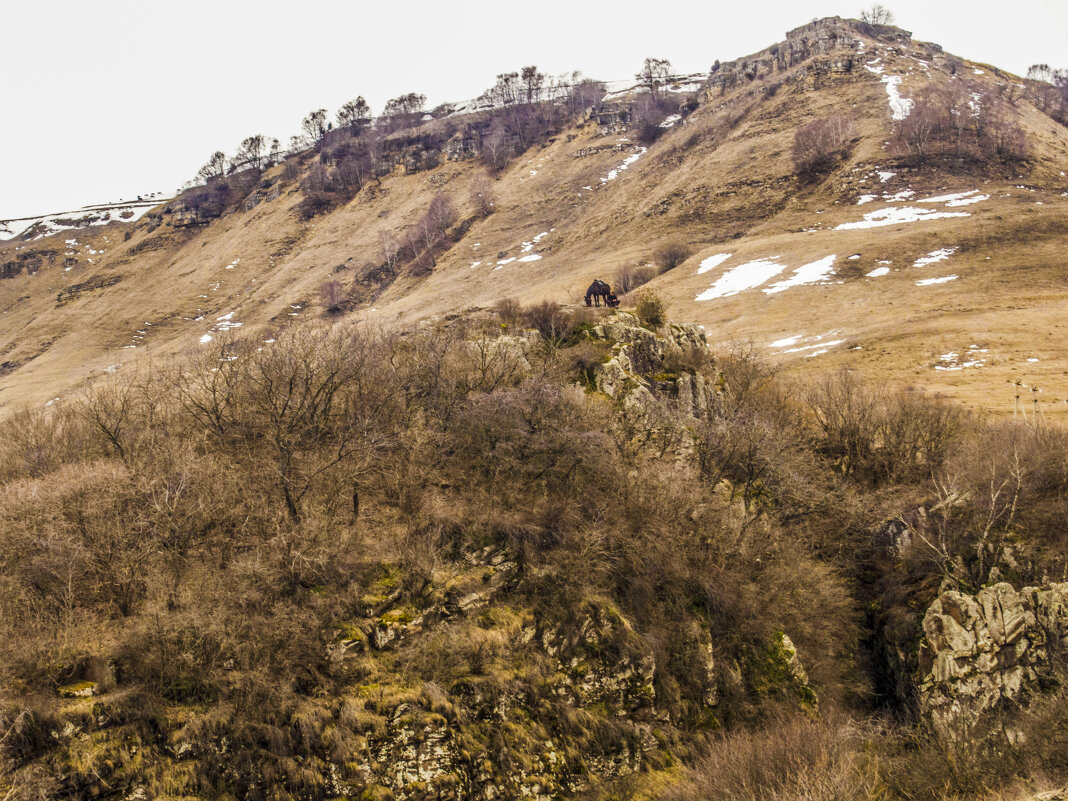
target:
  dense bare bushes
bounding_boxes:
[807,369,961,485]
[792,113,856,177]
[653,241,692,273]
[1,313,1067,799]
[891,83,1029,164]
[1026,64,1068,126]
[613,263,656,294]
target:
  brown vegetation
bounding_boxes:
[0,309,1066,798]
[792,114,856,177]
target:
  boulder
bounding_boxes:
[919,582,1068,736]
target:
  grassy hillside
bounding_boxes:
[0,18,1066,423]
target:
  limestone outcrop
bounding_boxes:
[919,582,1068,735]
[587,312,718,419]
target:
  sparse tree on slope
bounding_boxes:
[196,151,227,183]
[383,93,426,118]
[235,135,266,170]
[860,3,895,25]
[636,57,672,97]
[381,93,427,133]
[521,66,545,103]
[337,96,371,134]
[301,108,330,147]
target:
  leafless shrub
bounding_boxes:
[614,263,656,294]
[320,279,346,314]
[493,297,522,325]
[891,83,1030,164]
[469,172,496,217]
[525,301,569,342]
[653,241,692,273]
[792,114,856,177]
[659,712,882,801]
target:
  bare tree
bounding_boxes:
[196,150,227,183]
[417,193,456,258]
[792,114,856,176]
[383,93,426,117]
[481,72,521,107]
[301,108,330,147]
[636,57,672,97]
[860,3,895,25]
[521,65,546,103]
[482,119,512,172]
[469,172,495,217]
[235,135,266,170]
[379,230,402,275]
[337,96,371,134]
[320,279,345,313]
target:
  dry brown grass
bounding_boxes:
[0,32,1065,424]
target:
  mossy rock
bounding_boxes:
[336,622,368,644]
[361,786,395,801]
[58,680,98,698]
[378,608,415,627]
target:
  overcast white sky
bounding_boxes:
[1,0,1065,220]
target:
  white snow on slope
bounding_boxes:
[834,206,970,230]
[916,275,957,286]
[601,148,648,183]
[770,335,803,348]
[518,254,543,262]
[917,190,989,206]
[913,247,957,268]
[521,231,549,253]
[763,255,837,294]
[867,266,890,277]
[935,344,986,370]
[0,198,168,242]
[696,253,732,275]
[865,59,913,119]
[201,312,243,343]
[695,257,785,301]
[785,339,845,354]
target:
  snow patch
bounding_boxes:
[695,257,785,301]
[866,61,912,119]
[916,275,958,286]
[695,253,731,275]
[600,148,647,183]
[763,255,837,294]
[867,266,890,277]
[934,345,986,370]
[834,206,970,230]
[913,247,957,268]
[784,339,845,354]
[0,198,168,242]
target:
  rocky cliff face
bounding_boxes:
[588,312,718,418]
[919,582,1068,735]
